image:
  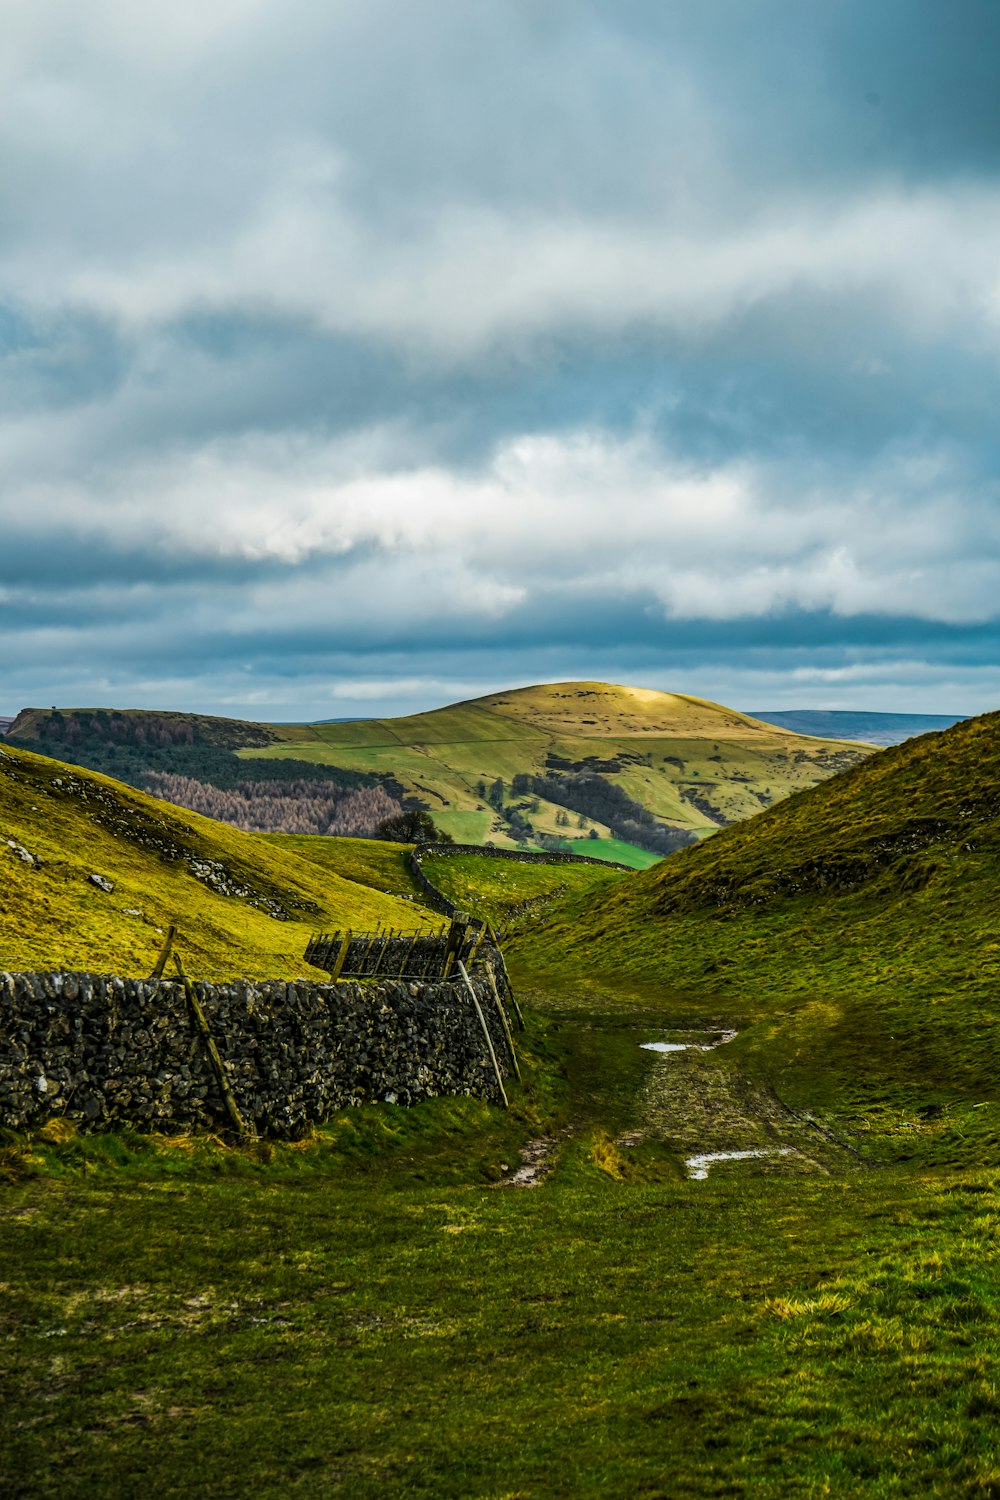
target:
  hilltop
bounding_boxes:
[0,743,436,977]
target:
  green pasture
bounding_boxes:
[5,986,1000,1498]
[421,851,625,928]
[540,836,664,868]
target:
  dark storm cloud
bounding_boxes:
[2,1,1000,718]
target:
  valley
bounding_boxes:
[3,709,1000,1496]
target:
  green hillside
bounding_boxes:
[239,680,869,850]
[8,682,869,858]
[512,710,1000,1164]
[0,745,437,978]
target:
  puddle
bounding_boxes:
[685,1147,794,1180]
[640,1030,737,1054]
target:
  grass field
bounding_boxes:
[4,989,1000,1498]
[421,851,625,928]
[258,833,424,901]
[537,835,663,868]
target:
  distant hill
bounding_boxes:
[5,687,869,864]
[8,684,871,863]
[0,742,434,977]
[750,709,969,746]
[236,680,871,858]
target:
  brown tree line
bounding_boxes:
[145,774,404,837]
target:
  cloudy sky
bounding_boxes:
[3,0,999,721]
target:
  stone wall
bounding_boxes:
[0,965,513,1137]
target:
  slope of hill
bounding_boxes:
[237,681,868,852]
[513,709,1000,1158]
[7,684,870,859]
[0,744,436,978]
[751,708,968,746]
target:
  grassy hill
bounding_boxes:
[0,744,437,978]
[512,709,1000,1164]
[8,683,869,860]
[240,680,869,851]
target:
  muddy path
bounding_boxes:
[628,1032,853,1177]
[515,984,856,1182]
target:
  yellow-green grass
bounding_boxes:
[258,833,424,902]
[0,746,436,979]
[421,851,625,929]
[238,680,868,848]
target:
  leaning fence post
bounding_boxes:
[457,961,508,1108]
[484,963,521,1082]
[488,926,524,1029]
[173,954,250,1138]
[330,930,353,981]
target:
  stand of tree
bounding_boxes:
[8,710,398,799]
[145,773,404,838]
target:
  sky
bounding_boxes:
[3,0,1000,722]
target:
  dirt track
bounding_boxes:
[627,1033,853,1176]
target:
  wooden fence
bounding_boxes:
[304,912,489,982]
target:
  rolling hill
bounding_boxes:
[0,743,437,978]
[243,680,870,851]
[7,683,870,862]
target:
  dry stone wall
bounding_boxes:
[0,966,511,1137]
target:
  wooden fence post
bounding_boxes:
[173,954,250,1139]
[488,926,524,1030]
[457,961,508,1108]
[330,930,353,981]
[442,912,470,979]
[484,963,521,1082]
[149,924,177,980]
